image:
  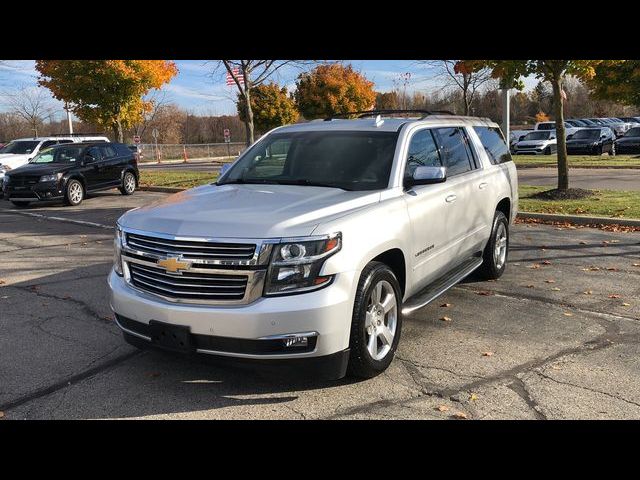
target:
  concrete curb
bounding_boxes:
[516,164,640,170]
[139,186,184,193]
[517,211,640,227]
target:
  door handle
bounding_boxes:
[445,194,457,203]
[479,182,488,190]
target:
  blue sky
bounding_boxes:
[0,60,537,120]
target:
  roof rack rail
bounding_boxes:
[324,109,456,121]
[48,132,107,137]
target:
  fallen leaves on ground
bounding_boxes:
[584,290,593,295]
[102,315,114,321]
[582,266,600,272]
[632,263,640,267]
[529,264,541,269]
[551,287,561,291]
[439,316,452,322]
[440,303,452,308]
[482,351,494,357]
[579,241,587,245]
[476,290,495,296]
[0,279,5,285]
[451,412,468,420]
[545,279,556,283]
[606,267,619,272]
[526,284,535,288]
[436,405,449,412]
[563,312,573,317]
[541,260,552,265]
[608,294,622,299]
[622,303,631,307]
[469,393,479,402]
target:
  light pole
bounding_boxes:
[501,88,510,141]
[65,103,73,134]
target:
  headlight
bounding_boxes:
[264,233,341,295]
[114,225,124,276]
[39,173,63,183]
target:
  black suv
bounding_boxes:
[2,142,138,207]
[566,128,616,155]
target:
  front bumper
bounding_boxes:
[3,181,64,202]
[108,268,357,362]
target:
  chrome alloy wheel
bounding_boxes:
[494,223,508,270]
[69,182,83,204]
[364,279,398,361]
[124,173,136,193]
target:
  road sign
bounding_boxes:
[152,128,159,140]
[133,135,141,144]
[223,128,231,143]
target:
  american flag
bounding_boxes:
[226,67,245,86]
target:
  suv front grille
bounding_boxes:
[6,175,39,187]
[125,232,256,260]
[128,263,248,301]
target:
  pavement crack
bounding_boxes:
[507,377,547,420]
[532,370,640,409]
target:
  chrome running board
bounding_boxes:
[402,255,483,315]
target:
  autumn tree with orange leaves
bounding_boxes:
[35,60,177,142]
[294,64,376,119]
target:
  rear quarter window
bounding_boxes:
[473,126,512,165]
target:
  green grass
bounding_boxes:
[513,154,640,168]
[519,185,640,219]
[139,170,218,189]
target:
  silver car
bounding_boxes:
[109,112,518,379]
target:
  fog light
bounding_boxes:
[283,335,310,348]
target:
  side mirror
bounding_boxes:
[219,163,232,177]
[567,134,574,140]
[406,166,446,188]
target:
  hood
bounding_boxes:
[8,162,73,176]
[0,153,31,169]
[119,183,382,238]
[517,139,553,147]
[616,137,640,144]
[567,138,598,145]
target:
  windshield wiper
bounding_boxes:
[274,179,351,190]
[216,178,275,186]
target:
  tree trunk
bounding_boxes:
[244,87,255,146]
[551,76,569,190]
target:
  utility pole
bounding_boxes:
[65,103,73,134]
[501,88,510,141]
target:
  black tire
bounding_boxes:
[119,171,136,195]
[64,179,84,206]
[543,146,552,155]
[11,201,30,208]
[477,211,509,280]
[596,145,604,155]
[347,261,403,379]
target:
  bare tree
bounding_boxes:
[133,90,170,140]
[2,85,56,137]
[420,60,492,115]
[211,60,312,146]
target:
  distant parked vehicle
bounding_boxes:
[603,118,632,137]
[566,127,616,155]
[513,130,557,155]
[534,121,581,138]
[614,127,640,154]
[128,145,144,161]
[566,119,588,128]
[509,129,534,152]
[617,117,640,127]
[578,118,601,127]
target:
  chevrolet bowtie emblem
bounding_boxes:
[157,256,191,274]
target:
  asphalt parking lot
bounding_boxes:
[1,190,639,419]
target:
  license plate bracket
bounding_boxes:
[149,321,194,353]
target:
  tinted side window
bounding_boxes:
[404,129,442,179]
[57,140,74,145]
[41,140,57,149]
[100,145,117,159]
[433,127,474,177]
[86,147,103,161]
[473,126,512,165]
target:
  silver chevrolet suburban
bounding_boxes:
[108,111,518,380]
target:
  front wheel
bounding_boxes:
[347,261,403,379]
[64,179,84,206]
[119,171,136,195]
[477,211,509,280]
[543,146,552,155]
[11,201,30,208]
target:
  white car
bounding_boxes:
[535,121,581,138]
[108,111,518,380]
[513,130,557,155]
[0,135,110,190]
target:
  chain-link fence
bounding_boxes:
[137,142,247,163]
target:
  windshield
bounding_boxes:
[218,131,399,191]
[572,129,600,140]
[537,123,555,130]
[0,140,40,155]
[625,127,640,137]
[30,145,84,164]
[523,131,552,141]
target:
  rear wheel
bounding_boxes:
[119,171,136,195]
[544,146,552,155]
[477,211,509,280]
[347,261,403,379]
[64,179,84,206]
[11,201,30,208]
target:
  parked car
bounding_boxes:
[566,119,588,128]
[509,129,534,152]
[2,142,138,207]
[578,118,601,127]
[108,112,518,380]
[566,127,616,155]
[603,118,632,137]
[513,130,557,155]
[534,121,581,137]
[617,117,640,127]
[128,144,144,161]
[0,134,109,192]
[614,126,640,154]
